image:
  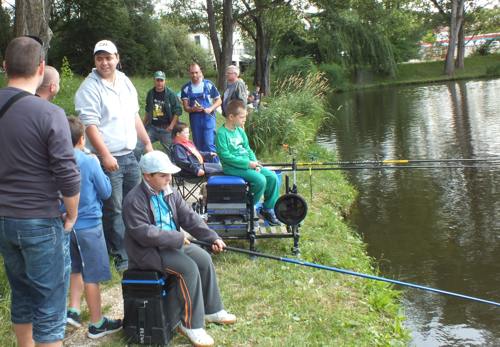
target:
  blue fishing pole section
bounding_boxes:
[192,240,500,308]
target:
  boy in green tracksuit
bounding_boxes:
[215,100,280,225]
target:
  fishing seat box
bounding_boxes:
[122,270,175,345]
[206,175,248,210]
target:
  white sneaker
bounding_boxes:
[178,325,214,347]
[205,309,237,324]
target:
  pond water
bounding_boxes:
[317,78,500,346]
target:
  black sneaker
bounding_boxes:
[258,208,281,226]
[66,310,82,328]
[87,317,122,339]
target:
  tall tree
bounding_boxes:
[206,0,234,90]
[14,0,52,57]
[430,0,466,75]
[237,0,298,95]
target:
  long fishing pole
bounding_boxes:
[192,239,500,308]
[264,157,500,167]
[276,164,499,172]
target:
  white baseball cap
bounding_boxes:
[139,151,180,174]
[94,40,118,55]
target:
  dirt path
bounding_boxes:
[63,284,124,346]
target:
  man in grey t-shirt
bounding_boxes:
[0,36,80,347]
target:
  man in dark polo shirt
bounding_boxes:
[138,70,182,157]
[0,36,80,347]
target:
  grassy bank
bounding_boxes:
[0,73,410,346]
[350,54,500,90]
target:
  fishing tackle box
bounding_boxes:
[122,270,174,345]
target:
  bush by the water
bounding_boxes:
[246,72,329,154]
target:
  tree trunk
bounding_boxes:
[254,16,271,95]
[14,0,52,59]
[219,0,234,90]
[206,0,222,79]
[444,0,458,76]
[206,0,234,91]
[455,2,465,69]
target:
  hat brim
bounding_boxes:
[147,164,181,175]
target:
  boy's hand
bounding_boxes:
[184,238,191,245]
[212,239,226,254]
[249,161,259,169]
[197,169,205,176]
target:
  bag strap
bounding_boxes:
[0,90,32,120]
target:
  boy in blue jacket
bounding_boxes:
[65,118,122,339]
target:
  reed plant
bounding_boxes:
[246,72,330,154]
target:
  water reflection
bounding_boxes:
[317,79,500,346]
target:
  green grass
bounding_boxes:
[360,53,500,89]
[0,72,411,346]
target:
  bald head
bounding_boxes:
[36,66,60,101]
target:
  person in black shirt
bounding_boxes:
[137,71,182,157]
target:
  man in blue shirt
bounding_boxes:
[181,63,222,155]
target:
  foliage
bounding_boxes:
[318,63,348,91]
[273,30,320,63]
[155,19,214,78]
[313,3,397,77]
[0,5,12,61]
[272,56,317,81]
[246,72,329,154]
[485,62,500,76]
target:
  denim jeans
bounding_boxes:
[102,152,141,265]
[0,217,67,343]
[134,125,173,160]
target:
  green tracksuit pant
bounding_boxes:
[222,166,280,209]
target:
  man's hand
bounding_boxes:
[197,169,205,177]
[102,153,119,172]
[61,212,77,232]
[203,107,213,114]
[184,237,191,245]
[211,239,226,254]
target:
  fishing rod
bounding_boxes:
[192,239,500,308]
[263,157,500,167]
[275,164,500,172]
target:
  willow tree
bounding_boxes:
[314,5,397,79]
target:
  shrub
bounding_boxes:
[247,72,330,154]
[318,63,348,91]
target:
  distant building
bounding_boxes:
[419,29,500,61]
[189,30,252,68]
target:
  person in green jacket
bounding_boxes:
[215,100,281,225]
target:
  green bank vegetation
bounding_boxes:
[0,71,411,346]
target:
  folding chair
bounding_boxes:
[172,174,207,202]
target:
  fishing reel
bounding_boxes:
[274,159,308,226]
[274,193,307,226]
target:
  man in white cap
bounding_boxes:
[75,39,153,271]
[123,150,236,347]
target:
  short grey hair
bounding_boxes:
[225,65,239,76]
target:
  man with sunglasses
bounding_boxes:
[0,36,80,347]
